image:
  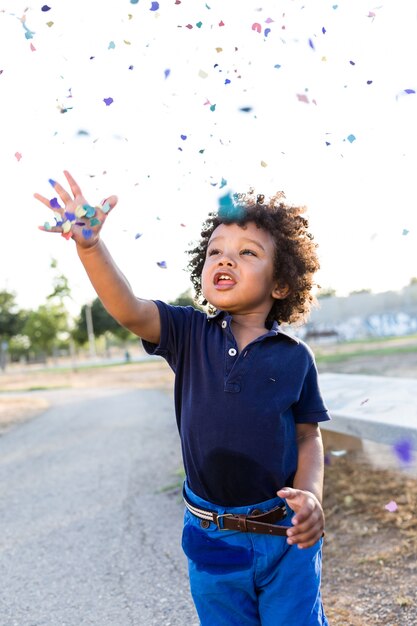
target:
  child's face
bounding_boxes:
[201,221,287,318]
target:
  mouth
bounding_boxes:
[214,272,236,287]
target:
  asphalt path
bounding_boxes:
[0,386,199,626]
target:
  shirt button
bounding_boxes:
[228,348,237,357]
[221,320,227,329]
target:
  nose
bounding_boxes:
[217,253,235,267]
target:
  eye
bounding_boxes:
[208,248,220,257]
[240,249,257,256]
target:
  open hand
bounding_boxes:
[277,487,325,549]
[35,170,118,248]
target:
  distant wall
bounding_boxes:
[298,285,417,340]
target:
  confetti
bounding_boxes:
[360,398,369,406]
[180,134,187,140]
[164,68,171,79]
[296,93,309,103]
[264,28,271,37]
[157,261,167,268]
[14,152,22,161]
[41,5,51,11]
[384,500,398,513]
[260,160,268,167]
[103,97,114,106]
[402,229,409,236]
[48,178,56,187]
[252,23,261,33]
[82,228,93,240]
[130,0,139,3]
[218,192,244,221]
[347,134,356,143]
[330,450,347,457]
[239,106,253,113]
[392,439,413,464]
[49,198,61,209]
[150,1,159,10]
[135,233,143,239]
[108,41,116,49]
[396,88,416,100]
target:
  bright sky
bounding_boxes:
[1,0,417,316]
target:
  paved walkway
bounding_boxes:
[0,386,198,626]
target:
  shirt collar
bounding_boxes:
[207,309,299,344]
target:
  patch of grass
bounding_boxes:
[316,344,417,364]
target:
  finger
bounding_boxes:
[63,170,83,197]
[287,526,321,548]
[278,487,299,500]
[49,178,72,204]
[93,195,118,221]
[34,192,63,212]
[38,225,65,234]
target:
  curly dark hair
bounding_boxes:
[187,191,320,325]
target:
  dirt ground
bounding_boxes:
[1,353,416,626]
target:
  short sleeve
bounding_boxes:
[141,300,198,371]
[292,360,331,424]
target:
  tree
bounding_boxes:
[169,288,202,309]
[0,290,27,369]
[316,287,336,299]
[72,298,132,345]
[22,304,68,355]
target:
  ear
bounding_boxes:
[272,283,290,300]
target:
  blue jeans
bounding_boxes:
[182,482,328,626]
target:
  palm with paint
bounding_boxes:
[35,170,118,248]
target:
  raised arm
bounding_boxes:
[35,170,160,343]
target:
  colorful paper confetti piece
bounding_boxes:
[64,211,76,221]
[41,5,51,11]
[157,261,167,268]
[392,439,413,464]
[75,205,87,218]
[108,41,116,49]
[164,68,171,79]
[83,204,96,218]
[82,228,93,240]
[101,201,111,213]
[135,233,143,239]
[14,152,22,161]
[402,229,409,236]
[330,450,347,457]
[150,1,159,10]
[61,220,72,234]
[384,500,398,512]
[260,160,268,167]
[130,0,139,4]
[347,134,356,143]
[252,23,261,33]
[103,97,114,106]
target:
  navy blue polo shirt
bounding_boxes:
[143,301,330,507]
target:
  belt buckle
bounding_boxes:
[216,513,234,531]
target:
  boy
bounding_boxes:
[36,171,330,625]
